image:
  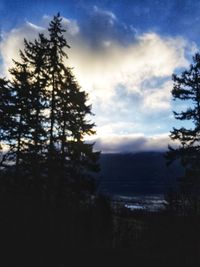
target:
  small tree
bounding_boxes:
[167,53,200,214]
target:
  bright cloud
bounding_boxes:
[142,80,173,111]
[0,21,44,77]
[69,32,188,110]
[0,7,195,152]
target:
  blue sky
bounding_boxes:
[0,0,199,152]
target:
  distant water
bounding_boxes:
[112,194,167,212]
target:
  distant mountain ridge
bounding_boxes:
[97,152,183,196]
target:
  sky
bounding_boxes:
[0,0,199,153]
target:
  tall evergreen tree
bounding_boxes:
[45,13,99,197]
[9,62,33,177]
[167,53,200,213]
[19,34,49,187]
[47,13,70,163]
[56,67,100,197]
[0,13,100,198]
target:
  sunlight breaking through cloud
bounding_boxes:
[0,7,196,151]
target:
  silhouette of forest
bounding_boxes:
[1,13,200,266]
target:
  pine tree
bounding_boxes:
[0,78,10,145]
[56,67,100,198]
[19,34,49,188]
[0,13,100,199]
[9,62,33,177]
[45,13,99,198]
[167,53,200,213]
[47,13,70,160]
[0,78,13,169]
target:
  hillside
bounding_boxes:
[97,152,183,196]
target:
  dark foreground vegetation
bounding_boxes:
[0,185,200,266]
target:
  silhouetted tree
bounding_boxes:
[0,13,99,200]
[9,62,33,177]
[55,67,100,198]
[46,14,70,173]
[166,53,200,214]
[0,78,13,169]
[0,78,10,141]
[18,34,49,189]
[43,13,99,199]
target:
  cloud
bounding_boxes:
[0,21,44,76]
[92,5,117,24]
[78,5,134,47]
[70,31,188,99]
[1,22,188,107]
[142,80,173,111]
[93,134,177,153]
[0,7,195,150]
[43,15,79,36]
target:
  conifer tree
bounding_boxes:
[47,13,70,163]
[56,67,100,197]
[0,78,10,145]
[19,34,49,186]
[0,78,12,168]
[9,62,32,176]
[45,13,99,197]
[167,53,200,212]
[0,13,100,198]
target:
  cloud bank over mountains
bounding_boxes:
[93,134,176,153]
[0,6,196,152]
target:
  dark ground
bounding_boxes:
[0,191,199,267]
